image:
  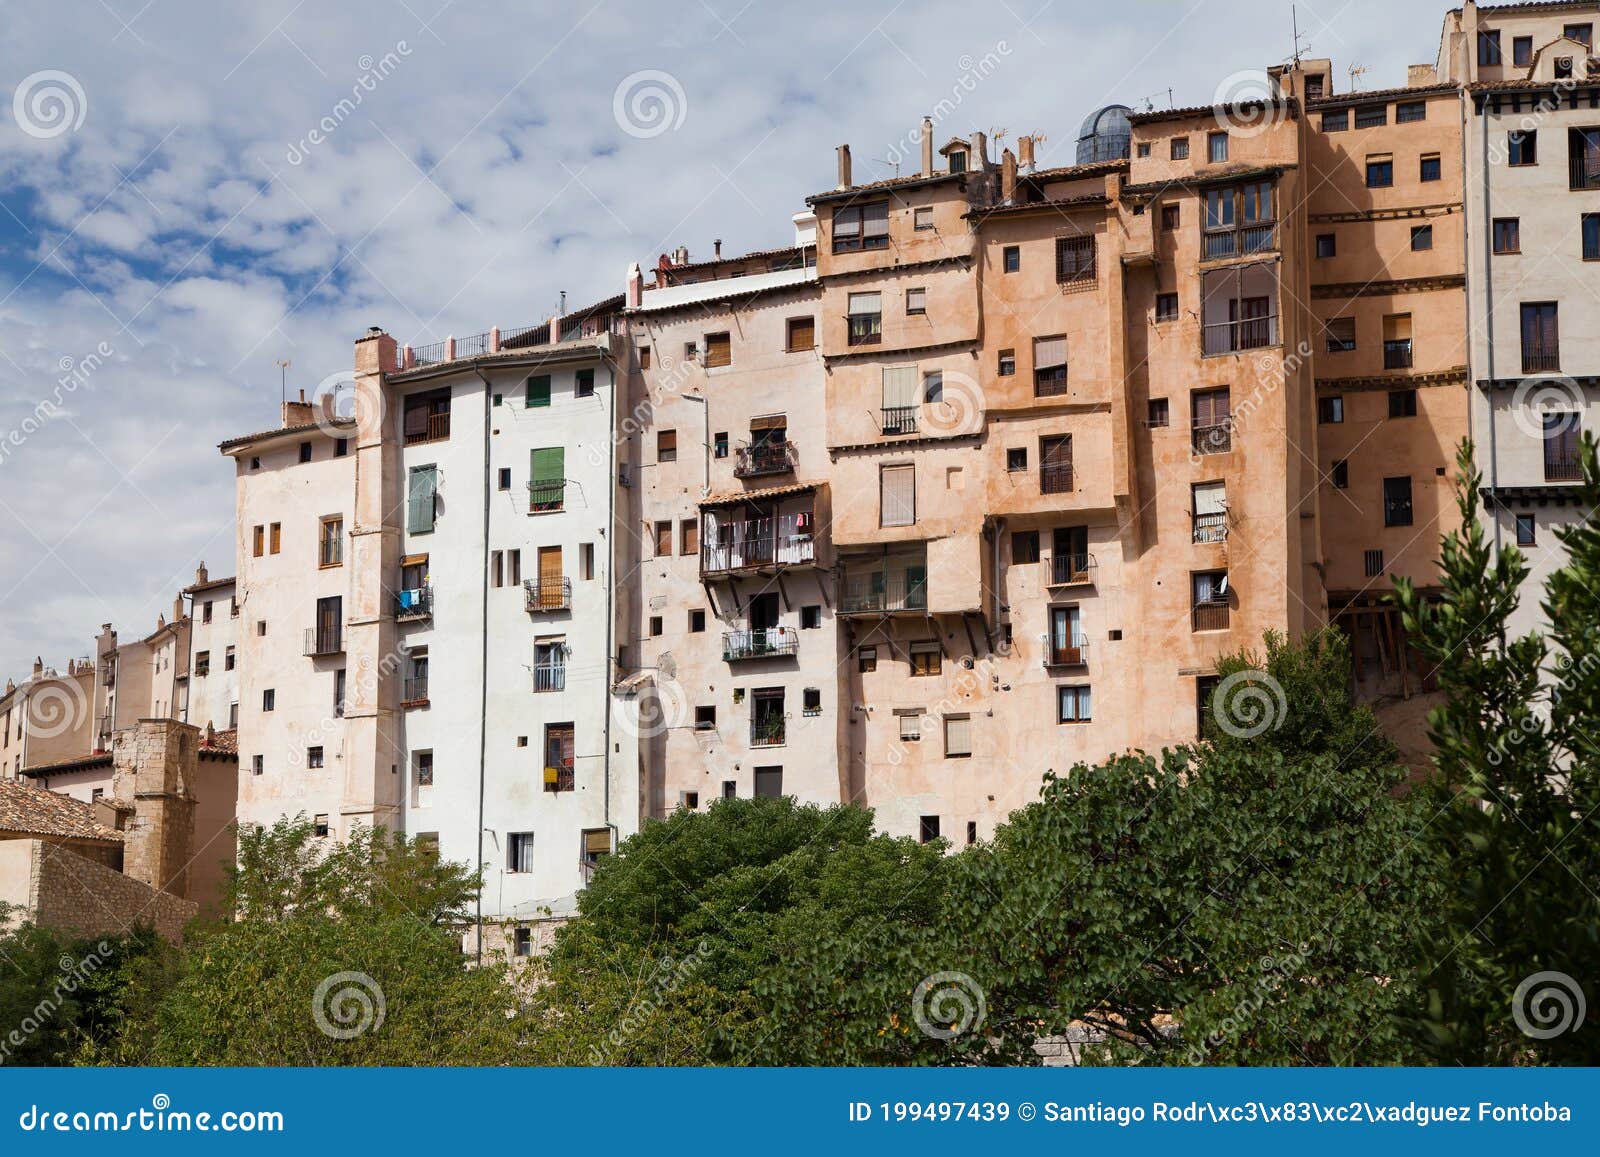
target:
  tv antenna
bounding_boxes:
[870,154,901,178]
[276,359,290,406]
[1348,62,1368,91]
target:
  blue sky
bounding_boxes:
[0,0,1444,669]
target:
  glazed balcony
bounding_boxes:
[734,440,798,478]
[839,568,928,615]
[722,628,800,662]
[1201,263,1279,358]
[700,512,816,575]
[1202,313,1278,356]
[524,577,572,613]
[1202,222,1276,260]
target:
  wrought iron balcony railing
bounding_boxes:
[881,406,917,435]
[402,676,429,704]
[700,514,815,573]
[1192,421,1233,455]
[303,627,343,656]
[722,628,799,662]
[1042,637,1090,668]
[1192,600,1231,632]
[1046,553,1096,586]
[1192,512,1228,544]
[396,585,432,620]
[734,440,797,478]
[524,577,572,613]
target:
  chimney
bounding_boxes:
[626,262,644,308]
[1001,148,1017,203]
[714,238,722,258]
[281,397,313,428]
[920,116,934,177]
[32,657,43,677]
[195,562,208,587]
[973,131,989,170]
[173,595,184,622]
[1018,135,1036,173]
[836,143,852,190]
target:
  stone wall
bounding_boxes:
[23,839,196,942]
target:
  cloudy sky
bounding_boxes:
[0,0,1443,669]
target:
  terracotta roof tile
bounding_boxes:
[0,779,121,842]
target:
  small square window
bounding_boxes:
[689,609,706,633]
[1366,157,1394,187]
[803,688,822,716]
[1316,233,1336,258]
[1331,459,1349,489]
[1318,396,1344,424]
[1515,514,1536,546]
[1410,225,1432,251]
[498,467,511,491]
[713,432,729,459]
[801,605,821,629]
[1057,684,1092,724]
[943,714,972,758]
[1160,204,1179,231]
[1508,131,1536,166]
[307,746,324,769]
[1325,317,1357,353]
[1321,110,1349,132]
[997,349,1016,376]
[251,754,264,776]
[1002,245,1020,273]
[1136,141,1151,158]
[649,615,663,637]
[1396,100,1426,124]
[576,368,595,398]
[1012,529,1040,563]
[914,206,934,231]
[313,814,330,837]
[1170,136,1189,160]
[909,641,941,677]
[1420,154,1441,182]
[905,287,927,315]
[1207,132,1228,163]
[1007,447,1028,472]
[1388,389,1418,419]
[1493,218,1520,254]
[695,706,716,730]
[898,711,921,741]
[335,438,348,457]
[858,646,877,672]
[1147,398,1170,428]
[657,429,677,462]
[299,441,313,463]
[1155,292,1178,322]
[920,815,941,843]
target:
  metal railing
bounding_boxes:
[1202,313,1278,355]
[1545,457,1583,482]
[397,585,432,619]
[1042,637,1090,667]
[1192,421,1233,455]
[1192,600,1231,632]
[544,765,575,793]
[303,627,343,656]
[750,714,787,747]
[1047,553,1096,585]
[1203,222,1277,259]
[404,411,450,444]
[881,406,917,435]
[701,514,815,573]
[532,663,566,693]
[524,577,572,612]
[528,479,565,512]
[839,571,928,614]
[411,340,448,366]
[501,322,551,348]
[402,676,429,704]
[1523,347,1561,374]
[1383,339,1413,370]
[1192,512,1228,544]
[1040,463,1074,494]
[734,440,797,477]
[722,628,800,661]
[455,331,493,358]
[1569,147,1600,190]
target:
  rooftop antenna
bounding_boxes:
[869,155,901,178]
[276,359,290,407]
[1292,5,1302,66]
[1348,62,1368,91]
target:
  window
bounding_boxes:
[269,522,281,554]
[847,292,883,345]
[1516,514,1536,546]
[1012,529,1040,563]
[544,724,575,792]
[1420,154,1441,182]
[1057,685,1092,724]
[1570,127,1600,190]
[574,368,595,398]
[1192,570,1229,631]
[786,316,814,351]
[654,520,672,557]
[1478,29,1501,66]
[1514,36,1533,66]
[1054,235,1095,285]
[1583,213,1600,261]
[913,205,934,231]
[649,615,662,637]
[319,515,343,567]
[1544,411,1582,480]
[1564,23,1593,46]
[751,690,785,747]
[1039,434,1073,494]
[1365,549,1385,578]
[1315,232,1336,258]
[1207,132,1228,163]
[1366,156,1393,187]
[652,429,678,465]
[1321,110,1349,132]
[909,641,941,678]
[800,605,821,629]
[1508,131,1536,166]
[1002,245,1020,272]
[1521,302,1560,372]
[832,201,889,252]
[803,688,821,716]
[713,432,729,459]
[194,651,210,677]
[858,646,877,673]
[1147,398,1170,428]
[1330,459,1349,489]
[1355,104,1388,129]
[1410,225,1432,251]
[306,746,324,769]
[1396,100,1425,124]
[639,346,651,370]
[1160,203,1179,231]
[919,815,941,843]
[880,464,916,527]
[905,287,926,315]
[1191,387,1232,454]
[1137,141,1151,157]
[692,705,716,732]
[1318,396,1344,424]
[1170,136,1189,160]
[689,609,706,633]
[251,755,263,776]
[224,645,236,671]
[998,349,1015,376]
[679,519,698,557]
[1033,335,1068,396]
[1383,476,1413,527]
[333,668,345,717]
[943,714,972,758]
[579,543,594,581]
[1155,292,1178,322]
[1388,389,1418,419]
[299,441,312,463]
[263,688,275,712]
[1325,317,1356,353]
[897,711,921,741]
[1493,217,1520,254]
[257,620,267,637]
[922,371,942,404]
[313,815,330,837]
[525,374,551,408]
[415,751,434,787]
[491,550,504,588]
[507,833,536,873]
[408,465,438,533]
[201,599,213,624]
[753,767,783,799]
[704,332,731,368]
[683,340,698,361]
[497,467,511,491]
[1006,447,1028,472]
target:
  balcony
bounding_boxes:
[881,406,918,436]
[544,764,575,793]
[1192,422,1233,455]
[402,676,429,706]
[1040,463,1074,495]
[1202,313,1278,356]
[1383,339,1413,370]
[1524,347,1561,374]
[734,440,798,478]
[528,480,566,513]
[396,585,432,621]
[1203,222,1277,260]
[722,628,799,662]
[1192,513,1228,544]
[1192,600,1231,632]
[1046,552,1096,586]
[1042,638,1090,668]
[750,713,786,748]
[524,577,572,613]
[840,570,927,615]
[701,513,815,575]
[1545,456,1583,482]
[303,627,343,656]
[532,663,566,693]
[404,411,450,445]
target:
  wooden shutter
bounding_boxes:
[1034,336,1067,373]
[530,447,563,509]
[403,402,429,439]
[881,464,916,527]
[525,375,551,407]
[583,829,611,854]
[944,714,972,756]
[881,365,918,408]
[787,316,814,350]
[538,545,562,587]
[704,333,731,368]
[1041,435,1072,470]
[408,466,437,533]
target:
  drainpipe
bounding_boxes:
[472,367,494,963]
[1478,96,1502,551]
[683,392,710,494]
[991,518,1005,639]
[599,350,620,854]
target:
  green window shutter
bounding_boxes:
[408,466,437,533]
[525,375,551,408]
[530,447,564,510]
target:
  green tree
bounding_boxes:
[1395,440,1600,1063]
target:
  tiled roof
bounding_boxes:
[0,779,121,842]
[1307,83,1458,108]
[218,419,354,453]
[20,752,112,778]
[806,171,965,205]
[183,574,236,595]
[1025,159,1128,182]
[200,728,238,756]
[701,481,819,507]
[1129,99,1297,126]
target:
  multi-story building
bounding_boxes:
[182,565,240,735]
[220,315,642,948]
